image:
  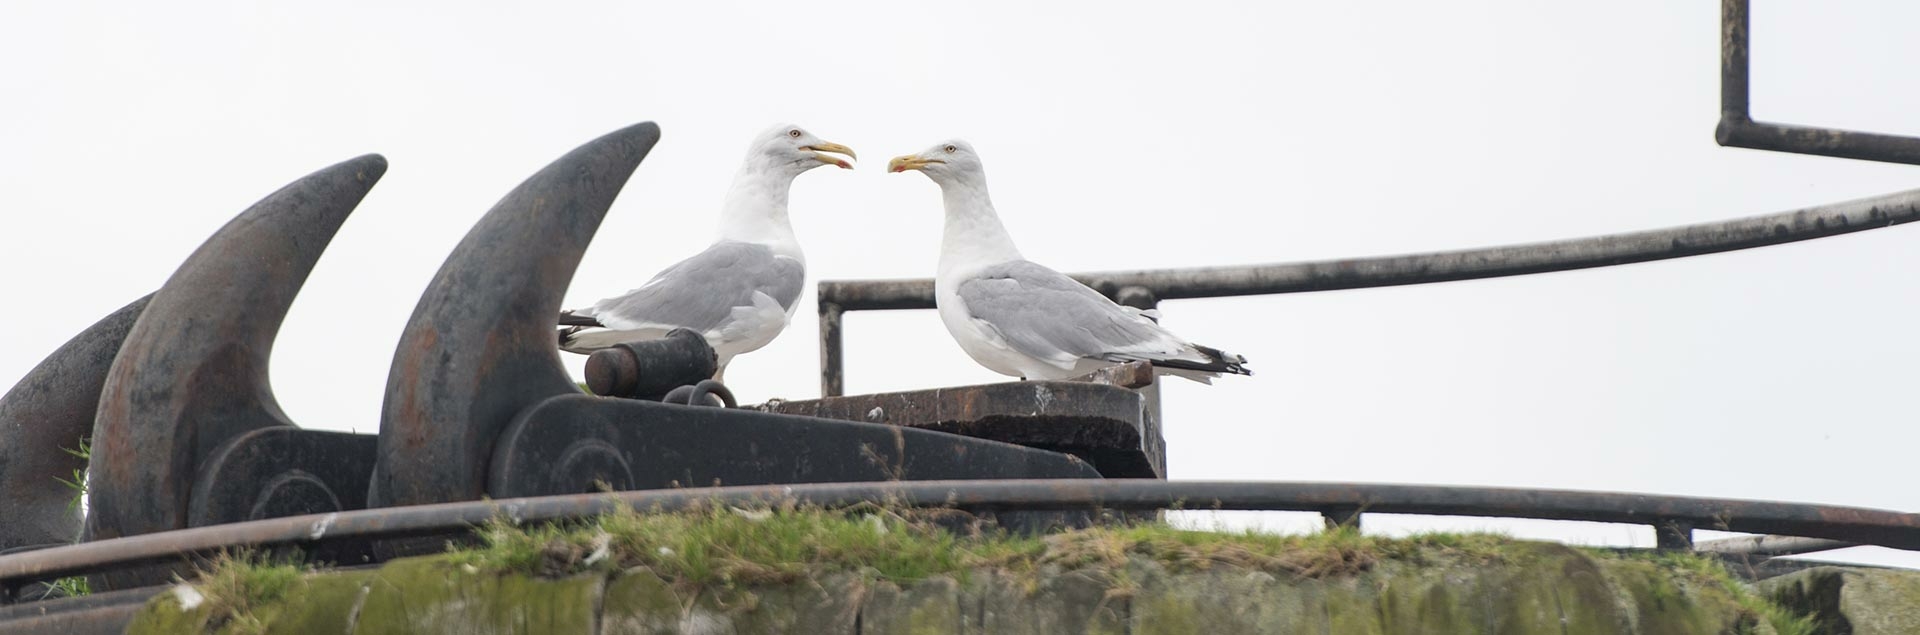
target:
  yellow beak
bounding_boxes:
[801,141,857,169]
[888,155,944,173]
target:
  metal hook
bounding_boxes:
[0,295,150,551]
[370,122,661,508]
[85,155,387,543]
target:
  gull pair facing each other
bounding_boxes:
[558,125,1250,385]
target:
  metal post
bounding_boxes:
[1656,521,1695,550]
[1113,285,1166,476]
[819,301,845,397]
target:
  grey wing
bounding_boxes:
[956,261,1185,365]
[583,241,804,333]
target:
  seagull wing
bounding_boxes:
[573,241,803,338]
[955,260,1214,370]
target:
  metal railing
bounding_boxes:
[819,0,1920,397]
[805,0,1920,570]
[1715,0,1920,165]
[7,479,1920,598]
[818,186,1920,395]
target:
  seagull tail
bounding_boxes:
[1149,344,1251,379]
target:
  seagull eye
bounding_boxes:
[943,145,957,153]
[788,129,802,138]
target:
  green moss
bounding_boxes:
[444,503,1518,594]
[129,505,1822,634]
[353,557,599,634]
[1599,549,1816,635]
[125,553,306,635]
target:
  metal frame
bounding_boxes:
[6,478,1920,600]
[1716,0,1920,165]
[819,186,1920,395]
[818,0,1920,397]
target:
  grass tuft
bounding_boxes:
[181,552,306,635]
[55,437,90,513]
[444,501,1514,593]
[1610,550,1817,635]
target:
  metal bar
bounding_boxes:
[817,187,1920,388]
[818,187,1920,312]
[1714,0,1920,165]
[1695,534,1853,557]
[1717,122,1920,166]
[819,301,844,397]
[5,479,1920,589]
[1719,0,1748,124]
[1656,521,1695,551]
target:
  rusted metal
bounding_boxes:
[582,329,716,399]
[0,296,149,552]
[85,155,387,548]
[487,396,1100,499]
[1656,520,1696,551]
[1065,360,1156,390]
[186,428,377,532]
[369,122,661,509]
[818,301,843,396]
[757,378,1161,478]
[0,587,153,634]
[1715,0,1920,165]
[660,380,735,408]
[7,479,1920,595]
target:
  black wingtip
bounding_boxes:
[1152,344,1253,377]
[558,310,604,328]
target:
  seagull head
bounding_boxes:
[750,124,856,174]
[887,139,982,185]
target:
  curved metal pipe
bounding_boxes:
[0,296,150,550]
[370,122,661,508]
[85,155,388,542]
[6,479,1920,588]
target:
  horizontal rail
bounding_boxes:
[5,479,1919,593]
[817,187,1920,394]
[818,187,1920,311]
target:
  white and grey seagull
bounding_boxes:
[888,140,1250,383]
[559,124,855,379]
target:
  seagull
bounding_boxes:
[559,124,855,379]
[888,140,1250,383]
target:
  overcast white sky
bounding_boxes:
[6,1,1920,566]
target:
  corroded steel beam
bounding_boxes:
[757,374,1162,478]
[369,122,662,508]
[0,296,150,551]
[487,395,1100,499]
[85,155,387,544]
